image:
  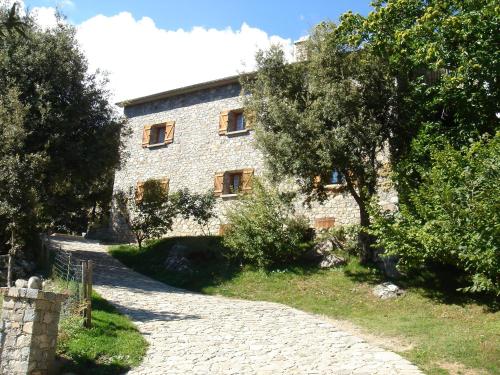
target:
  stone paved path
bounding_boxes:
[50,236,423,375]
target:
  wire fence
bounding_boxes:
[51,246,93,326]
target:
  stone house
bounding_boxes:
[111,75,396,240]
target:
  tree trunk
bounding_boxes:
[358,203,374,265]
[344,175,375,265]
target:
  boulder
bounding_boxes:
[319,253,346,268]
[164,255,192,274]
[372,282,404,299]
[15,279,28,288]
[28,276,43,290]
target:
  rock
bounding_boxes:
[28,276,43,290]
[319,254,346,268]
[15,279,28,288]
[372,282,404,299]
[170,243,189,257]
[164,255,192,274]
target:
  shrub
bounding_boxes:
[371,134,500,295]
[317,225,361,258]
[223,180,312,268]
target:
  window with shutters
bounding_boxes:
[214,169,254,197]
[219,109,250,135]
[328,169,344,185]
[142,121,175,148]
[135,177,169,203]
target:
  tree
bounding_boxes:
[114,181,216,250]
[223,180,312,268]
[175,188,216,235]
[0,4,125,281]
[371,133,500,294]
[114,180,179,250]
[243,23,398,262]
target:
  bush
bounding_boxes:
[317,225,361,259]
[371,134,500,295]
[223,180,312,268]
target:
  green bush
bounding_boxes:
[371,133,500,295]
[317,225,361,259]
[223,180,312,268]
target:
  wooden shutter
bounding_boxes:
[242,168,254,193]
[313,175,321,188]
[135,181,145,203]
[142,125,152,147]
[219,224,233,235]
[164,121,175,144]
[160,177,170,194]
[244,109,254,129]
[314,217,335,230]
[219,111,229,135]
[214,172,224,196]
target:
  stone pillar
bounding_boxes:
[0,287,67,375]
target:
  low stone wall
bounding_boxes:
[0,287,66,375]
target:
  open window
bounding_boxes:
[219,109,251,135]
[142,121,175,147]
[214,169,254,197]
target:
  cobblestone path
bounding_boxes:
[51,236,423,375]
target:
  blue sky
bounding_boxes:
[19,0,374,102]
[24,0,372,40]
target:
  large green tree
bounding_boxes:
[0,4,125,280]
[243,24,398,262]
[338,0,499,292]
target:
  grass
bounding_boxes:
[110,236,499,375]
[56,292,148,375]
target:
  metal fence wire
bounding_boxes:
[51,247,92,324]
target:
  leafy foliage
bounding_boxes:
[371,134,500,294]
[0,4,125,242]
[175,188,216,235]
[223,180,312,268]
[242,24,398,262]
[114,181,216,249]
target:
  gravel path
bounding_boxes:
[50,236,423,375]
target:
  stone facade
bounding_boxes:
[112,77,396,240]
[0,287,66,375]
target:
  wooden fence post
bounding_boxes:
[85,260,93,328]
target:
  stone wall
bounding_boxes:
[0,287,66,375]
[111,81,396,240]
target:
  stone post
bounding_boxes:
[0,287,67,375]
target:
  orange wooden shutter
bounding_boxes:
[214,172,224,196]
[314,217,335,229]
[160,177,170,194]
[142,125,152,147]
[244,109,254,129]
[219,224,233,235]
[313,175,321,188]
[165,121,175,144]
[242,168,254,193]
[135,181,145,203]
[219,111,229,135]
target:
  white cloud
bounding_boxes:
[76,12,293,103]
[30,6,59,29]
[4,3,294,104]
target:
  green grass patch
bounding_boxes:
[57,292,148,375]
[110,236,499,375]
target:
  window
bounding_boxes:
[219,109,251,135]
[214,169,254,197]
[135,177,169,203]
[227,172,243,194]
[142,121,175,147]
[151,125,166,144]
[328,169,344,185]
